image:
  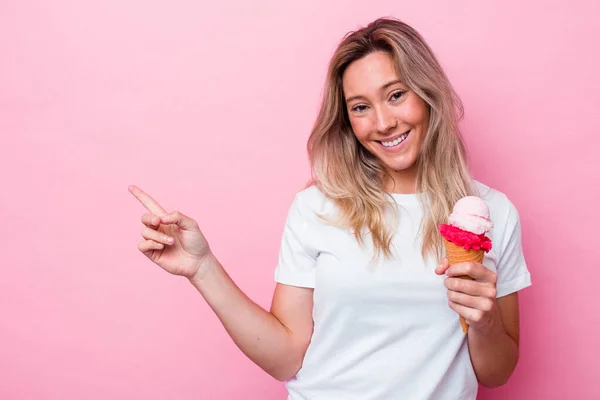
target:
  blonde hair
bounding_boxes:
[305,17,475,263]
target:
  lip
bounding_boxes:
[379,130,410,143]
[377,130,411,152]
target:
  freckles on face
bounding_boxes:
[342,51,429,173]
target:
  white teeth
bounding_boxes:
[381,132,409,147]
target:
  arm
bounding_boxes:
[435,260,521,388]
[128,185,314,382]
[189,253,314,381]
[466,198,529,386]
[467,292,520,387]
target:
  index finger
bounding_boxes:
[128,185,168,216]
[446,261,494,282]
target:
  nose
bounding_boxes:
[374,105,397,134]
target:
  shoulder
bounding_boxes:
[293,184,337,216]
[473,180,517,214]
[472,180,521,236]
[285,185,346,233]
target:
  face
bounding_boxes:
[342,51,430,189]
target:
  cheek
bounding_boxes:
[404,99,429,127]
[349,118,372,140]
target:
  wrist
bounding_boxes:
[471,308,504,337]
[188,252,218,285]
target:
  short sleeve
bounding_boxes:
[273,193,318,288]
[495,200,532,297]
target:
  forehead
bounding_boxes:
[342,51,400,94]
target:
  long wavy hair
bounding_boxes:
[305,17,475,263]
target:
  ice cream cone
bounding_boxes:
[439,196,493,334]
[443,238,485,334]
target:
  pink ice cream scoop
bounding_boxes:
[447,196,493,235]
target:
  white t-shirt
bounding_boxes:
[273,180,532,400]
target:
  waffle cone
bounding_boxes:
[443,239,485,334]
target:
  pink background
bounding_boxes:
[1,1,598,399]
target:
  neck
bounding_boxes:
[383,163,419,194]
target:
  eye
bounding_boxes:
[351,104,369,113]
[390,90,405,102]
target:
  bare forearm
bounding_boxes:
[187,254,301,380]
[468,313,519,388]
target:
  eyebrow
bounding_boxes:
[344,79,403,103]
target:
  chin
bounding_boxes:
[379,154,418,173]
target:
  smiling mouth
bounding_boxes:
[379,131,410,148]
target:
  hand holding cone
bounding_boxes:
[438,196,493,334]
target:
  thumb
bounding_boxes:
[434,257,450,275]
[160,210,199,231]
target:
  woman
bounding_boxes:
[129,17,532,399]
